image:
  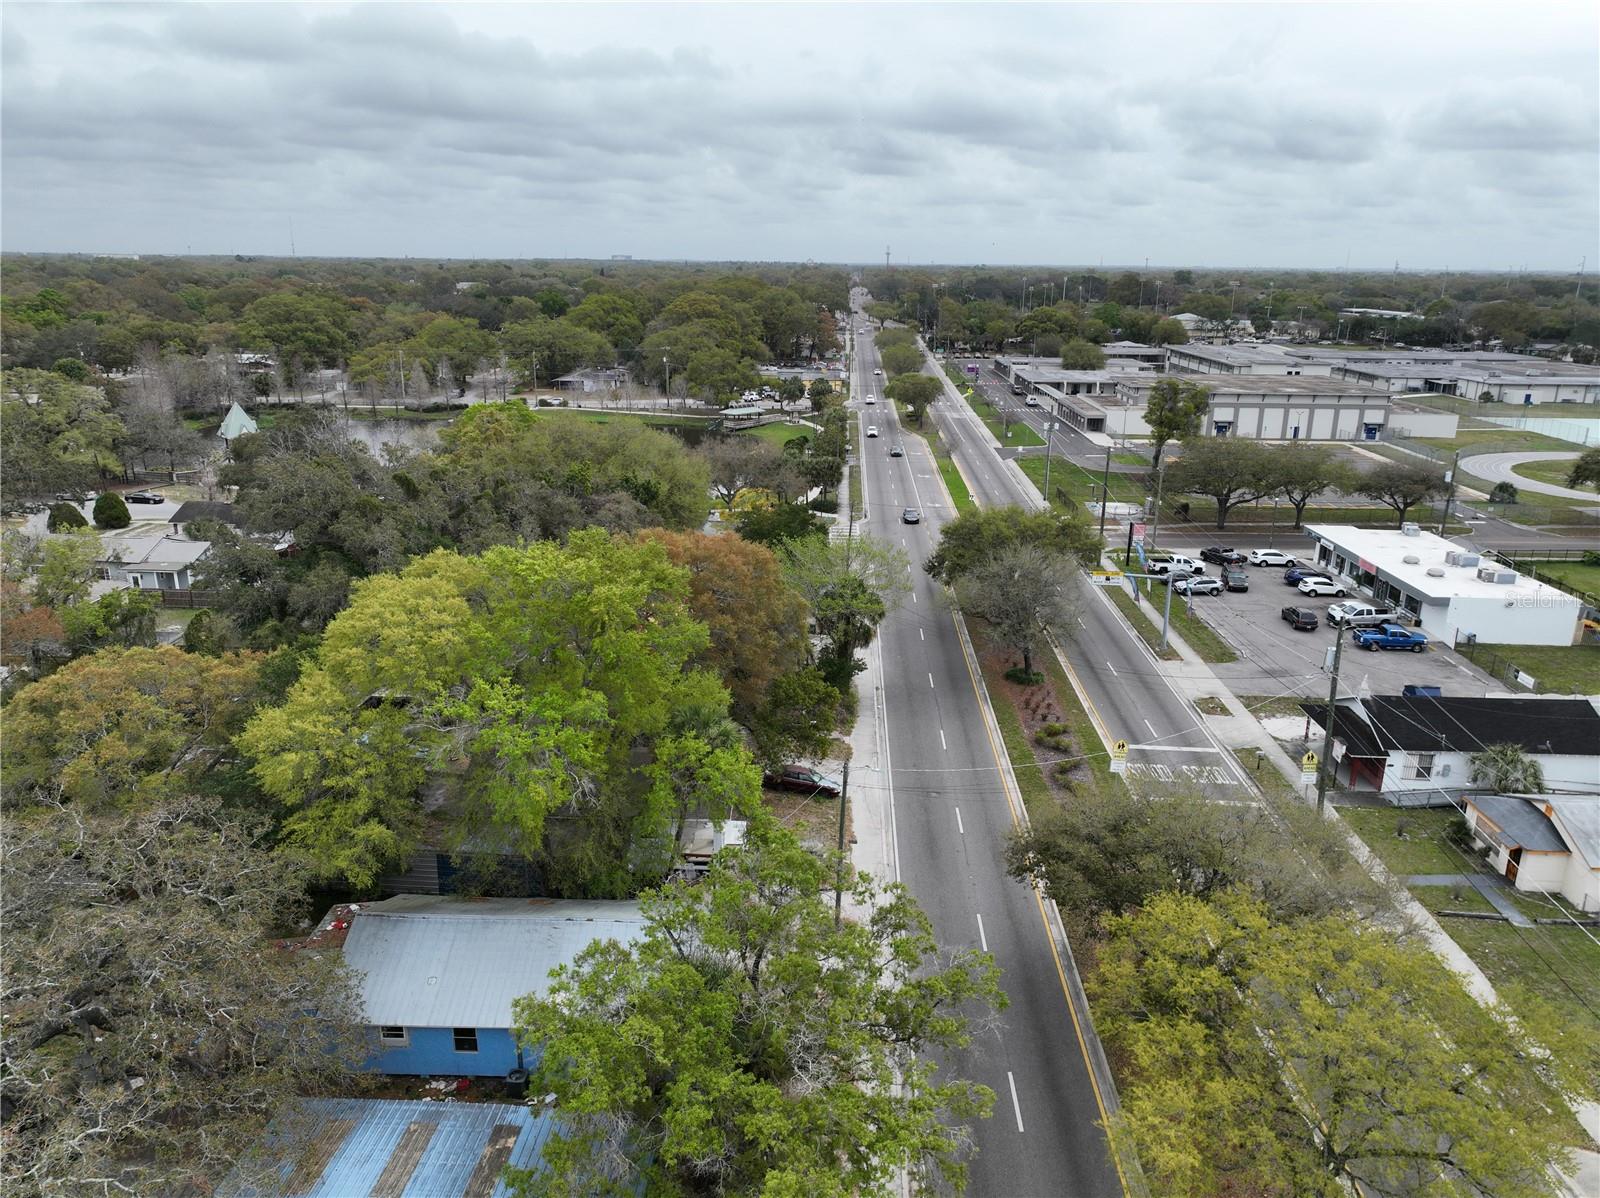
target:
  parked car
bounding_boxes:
[890,443,904,457]
[1283,565,1331,585]
[1326,601,1403,628]
[1249,548,1299,567]
[1281,606,1320,631]
[1147,554,1203,577]
[124,490,165,505]
[866,425,880,438]
[762,765,842,797]
[902,508,922,524]
[1199,546,1245,566]
[1298,576,1349,597]
[1352,624,1429,652]
[1222,568,1249,591]
[1174,575,1223,595]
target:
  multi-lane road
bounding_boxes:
[847,317,1128,1198]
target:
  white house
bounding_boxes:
[1302,524,1584,647]
[1465,794,1600,912]
[1302,694,1600,798]
[96,533,211,591]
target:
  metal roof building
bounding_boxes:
[346,895,647,1029]
[218,1097,557,1198]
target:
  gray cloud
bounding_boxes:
[2,2,1596,267]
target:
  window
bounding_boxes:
[1411,753,1434,780]
[453,1028,479,1053]
[379,1026,409,1047]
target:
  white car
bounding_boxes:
[866,425,880,438]
[1172,575,1223,596]
[1248,548,1299,567]
[874,368,883,376]
[1298,576,1348,597]
[865,394,876,404]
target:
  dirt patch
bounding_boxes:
[764,788,850,851]
[1193,695,1230,716]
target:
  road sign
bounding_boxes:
[1090,569,1125,588]
[1131,522,1146,546]
[965,364,979,376]
[1109,738,1129,774]
[1300,749,1319,786]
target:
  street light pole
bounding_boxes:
[1315,631,1346,814]
[1438,449,1461,535]
[834,760,851,927]
[1042,419,1059,507]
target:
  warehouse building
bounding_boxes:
[1110,375,1393,441]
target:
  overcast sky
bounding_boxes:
[3,3,1596,269]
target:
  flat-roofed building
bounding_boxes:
[1302,523,1584,646]
[1166,342,1334,376]
[1112,375,1392,441]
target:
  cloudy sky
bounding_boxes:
[3,2,1596,268]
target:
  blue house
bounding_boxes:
[343,895,646,1078]
[217,1097,558,1197]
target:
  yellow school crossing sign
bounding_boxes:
[1300,750,1319,785]
[1110,739,1129,775]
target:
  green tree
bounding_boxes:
[807,376,836,410]
[1143,377,1210,466]
[782,535,910,683]
[240,532,736,892]
[31,529,100,609]
[750,666,843,772]
[733,502,826,547]
[0,795,365,1197]
[1469,743,1545,794]
[924,505,1100,584]
[60,586,158,656]
[0,369,123,510]
[238,290,354,372]
[182,608,242,656]
[884,372,941,425]
[952,544,1081,678]
[44,503,88,532]
[1266,443,1357,528]
[878,342,923,377]
[1163,439,1277,529]
[566,293,646,354]
[500,316,615,385]
[92,491,131,529]
[2,645,262,811]
[508,823,1003,1198]
[1149,317,1189,346]
[1059,339,1106,369]
[1356,461,1448,527]
[1566,446,1600,490]
[779,376,807,405]
[1092,890,1595,1198]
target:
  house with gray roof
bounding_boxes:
[342,895,647,1077]
[1465,794,1600,912]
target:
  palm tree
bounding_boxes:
[1469,743,1545,794]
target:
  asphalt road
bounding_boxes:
[848,315,1127,1198]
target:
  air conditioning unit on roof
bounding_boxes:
[1401,522,1421,536]
[1476,566,1518,585]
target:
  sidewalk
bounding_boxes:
[1403,873,1535,926]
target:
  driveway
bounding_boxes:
[1466,451,1595,502]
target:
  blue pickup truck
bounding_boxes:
[1351,623,1428,652]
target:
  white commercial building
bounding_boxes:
[1166,343,1335,377]
[1302,524,1584,647]
[1112,375,1393,441]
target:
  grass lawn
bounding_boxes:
[1104,585,1182,661]
[848,417,863,517]
[1240,693,1316,720]
[1510,559,1600,601]
[1016,455,1146,513]
[1337,805,1469,877]
[937,453,976,513]
[742,421,812,449]
[1417,428,1580,455]
[1161,591,1240,663]
[1508,456,1588,491]
[1231,747,1301,804]
[1112,451,1148,467]
[1465,643,1600,695]
[964,391,1045,447]
[1445,918,1600,1062]
[1410,883,1497,915]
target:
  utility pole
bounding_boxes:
[834,761,851,927]
[1042,419,1059,507]
[1097,441,1113,540]
[1147,451,1167,549]
[1315,632,1346,813]
[1438,449,1461,535]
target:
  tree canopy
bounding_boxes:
[509,822,1004,1198]
[1143,378,1211,466]
[1356,461,1448,527]
[924,504,1100,584]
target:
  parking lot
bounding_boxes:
[1155,544,1503,700]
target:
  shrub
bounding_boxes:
[1489,482,1518,504]
[92,492,131,529]
[1581,551,1600,567]
[46,503,88,532]
[807,496,839,513]
[1005,666,1044,685]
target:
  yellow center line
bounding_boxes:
[951,610,1132,1198]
